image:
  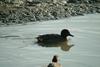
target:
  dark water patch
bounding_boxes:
[0,35,20,38]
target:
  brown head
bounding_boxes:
[52,55,58,63]
[61,29,74,38]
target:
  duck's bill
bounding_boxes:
[69,34,74,37]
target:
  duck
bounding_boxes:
[48,55,62,67]
[36,29,74,44]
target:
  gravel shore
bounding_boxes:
[0,2,100,26]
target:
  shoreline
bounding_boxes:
[0,13,99,27]
[0,3,100,26]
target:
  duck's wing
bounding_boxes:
[36,34,61,43]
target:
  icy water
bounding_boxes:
[0,14,100,67]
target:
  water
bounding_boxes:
[0,14,100,67]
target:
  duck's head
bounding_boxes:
[61,29,74,38]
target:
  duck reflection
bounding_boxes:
[37,41,74,51]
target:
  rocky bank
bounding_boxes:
[0,2,100,26]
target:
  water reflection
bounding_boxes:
[37,41,74,51]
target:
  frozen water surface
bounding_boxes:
[0,14,100,67]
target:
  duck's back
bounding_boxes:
[37,34,66,44]
[48,63,61,67]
